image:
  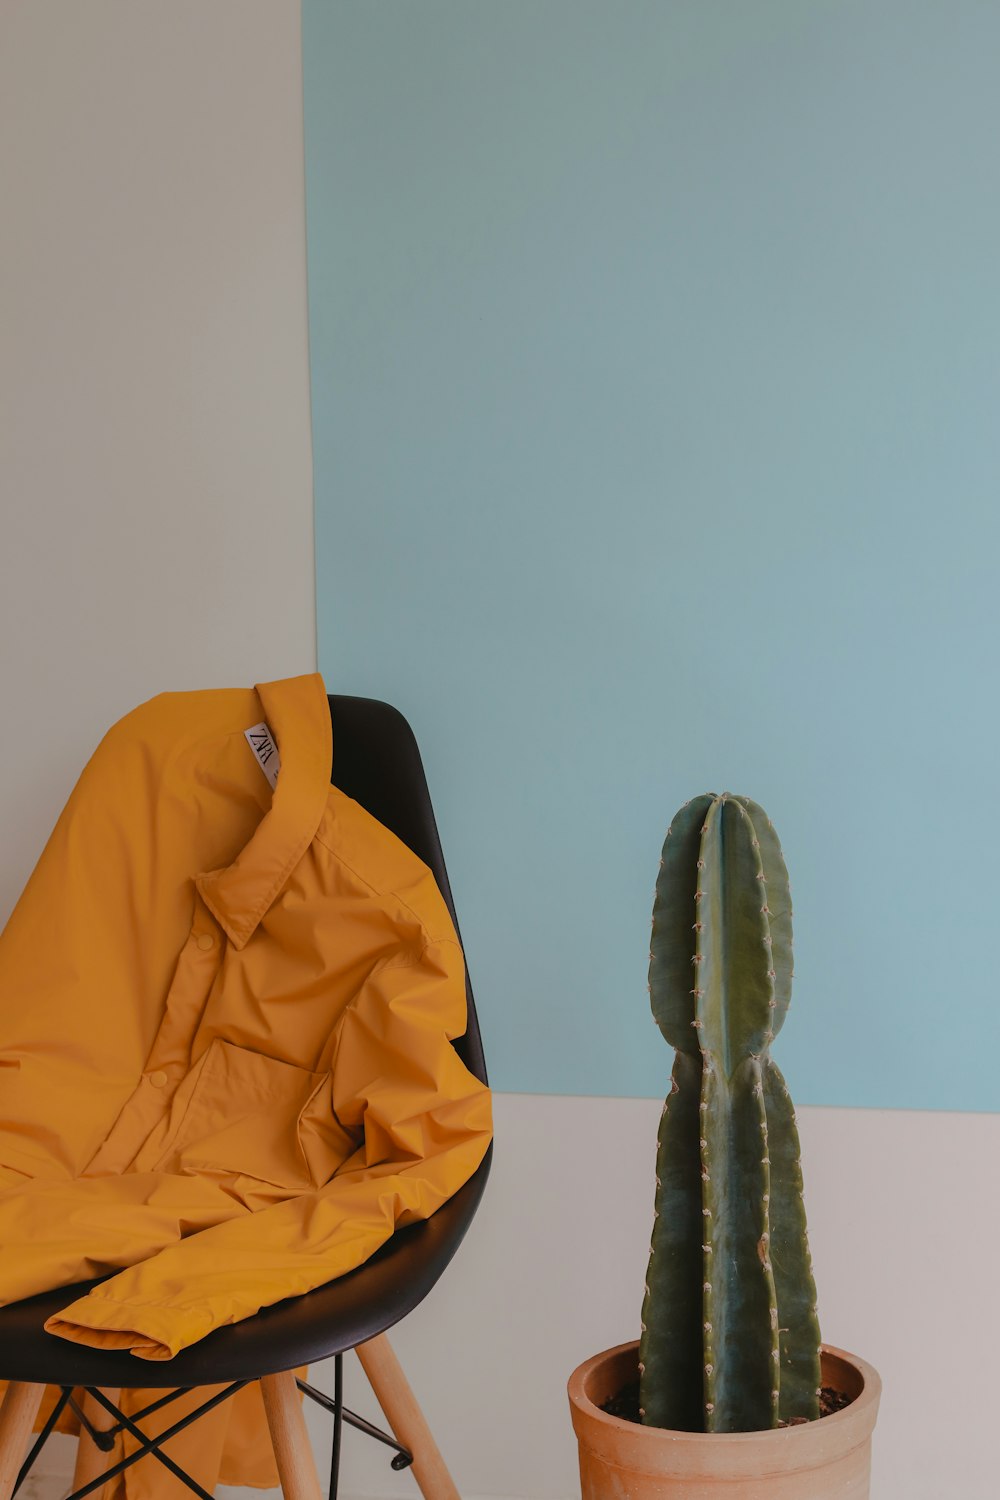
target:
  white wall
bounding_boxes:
[2,6,994,1500]
[0,0,316,925]
[20,1093,999,1500]
[360,1094,999,1500]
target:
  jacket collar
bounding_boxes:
[195,672,332,950]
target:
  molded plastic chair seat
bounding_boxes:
[0,1168,487,1387]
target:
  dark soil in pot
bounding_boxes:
[600,1381,853,1426]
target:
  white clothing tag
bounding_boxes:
[244,722,280,790]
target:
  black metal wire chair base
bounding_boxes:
[12,1358,411,1500]
[298,1369,413,1500]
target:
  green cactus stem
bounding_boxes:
[639,793,821,1434]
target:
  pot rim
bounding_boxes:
[568,1339,881,1449]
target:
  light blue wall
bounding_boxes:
[303,0,1000,1111]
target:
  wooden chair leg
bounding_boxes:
[72,1387,121,1500]
[261,1371,323,1500]
[355,1334,460,1500]
[0,1382,43,1500]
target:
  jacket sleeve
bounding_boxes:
[42,939,492,1360]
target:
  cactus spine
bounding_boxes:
[638,793,821,1433]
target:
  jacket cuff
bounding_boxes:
[43,1293,213,1360]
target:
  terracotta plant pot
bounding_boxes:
[568,1340,881,1500]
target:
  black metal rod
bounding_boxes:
[297,1377,413,1468]
[329,1354,344,1500]
[13,1387,74,1497]
[66,1382,202,1449]
[125,1386,204,1428]
[60,1382,248,1500]
[56,1431,181,1500]
[343,1408,412,1466]
[65,1391,115,1451]
[18,1358,421,1500]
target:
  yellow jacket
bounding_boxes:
[0,672,492,1495]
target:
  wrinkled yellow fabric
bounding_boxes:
[0,671,492,1498]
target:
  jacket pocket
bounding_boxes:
[151,1038,343,1200]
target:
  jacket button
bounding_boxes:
[148,1070,168,1088]
[196,933,215,950]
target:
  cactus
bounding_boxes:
[638,793,821,1434]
